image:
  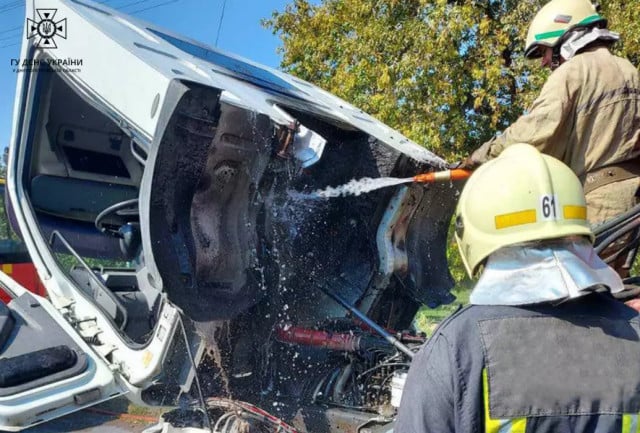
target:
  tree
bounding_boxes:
[0,154,13,241]
[265,0,640,160]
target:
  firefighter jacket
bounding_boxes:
[470,46,640,179]
[394,293,640,433]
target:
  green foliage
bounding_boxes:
[414,278,472,334]
[54,252,129,273]
[0,193,17,242]
[413,220,474,334]
[265,0,640,160]
[602,1,640,66]
[266,2,640,325]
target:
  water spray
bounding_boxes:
[292,169,472,199]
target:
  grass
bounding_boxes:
[412,228,475,335]
[414,279,473,335]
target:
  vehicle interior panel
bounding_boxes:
[30,175,138,223]
[0,302,14,351]
[0,293,88,397]
[38,213,123,259]
[40,72,142,186]
[67,265,158,344]
[18,67,160,347]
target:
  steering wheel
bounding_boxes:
[95,198,140,238]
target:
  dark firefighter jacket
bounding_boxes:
[394,293,640,433]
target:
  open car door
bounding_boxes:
[0,268,125,431]
[6,0,459,432]
[5,0,218,429]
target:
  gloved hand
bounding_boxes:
[455,156,479,170]
[625,298,640,312]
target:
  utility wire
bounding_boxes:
[0,25,20,34]
[0,1,22,14]
[214,0,226,47]
[129,0,177,14]
[0,0,182,49]
[116,0,155,11]
[0,1,21,8]
[0,31,20,41]
[105,0,147,9]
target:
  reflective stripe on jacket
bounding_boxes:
[394,293,640,433]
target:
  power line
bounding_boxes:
[0,1,21,9]
[117,0,155,11]
[215,0,226,47]
[0,30,20,41]
[0,25,20,35]
[0,41,18,49]
[0,0,182,49]
[129,0,178,15]
[0,1,22,14]
[105,0,146,9]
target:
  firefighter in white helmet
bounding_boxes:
[395,144,638,433]
[461,0,640,275]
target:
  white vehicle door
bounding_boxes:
[4,1,201,429]
[0,273,126,431]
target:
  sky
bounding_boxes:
[0,0,295,157]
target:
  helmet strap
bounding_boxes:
[551,47,562,70]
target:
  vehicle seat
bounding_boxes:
[30,175,137,222]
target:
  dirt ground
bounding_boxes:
[18,397,166,433]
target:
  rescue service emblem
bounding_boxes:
[27,9,67,49]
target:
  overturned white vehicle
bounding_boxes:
[1,0,460,431]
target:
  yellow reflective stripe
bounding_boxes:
[623,414,640,433]
[563,205,587,220]
[495,209,537,230]
[1,264,12,274]
[510,418,526,433]
[483,369,503,433]
[482,369,527,433]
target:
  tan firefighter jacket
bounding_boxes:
[471,46,640,179]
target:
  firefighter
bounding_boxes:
[395,144,640,433]
[461,0,640,274]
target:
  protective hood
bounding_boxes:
[560,27,620,61]
[470,238,624,306]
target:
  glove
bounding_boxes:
[456,156,479,170]
[625,297,640,312]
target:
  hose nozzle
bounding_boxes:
[413,169,471,184]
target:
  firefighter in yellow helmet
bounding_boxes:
[461,0,640,275]
[395,144,639,433]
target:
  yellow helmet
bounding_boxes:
[454,144,593,278]
[524,0,606,58]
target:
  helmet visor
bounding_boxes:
[525,44,544,59]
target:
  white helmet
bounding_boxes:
[524,0,606,59]
[454,144,593,277]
